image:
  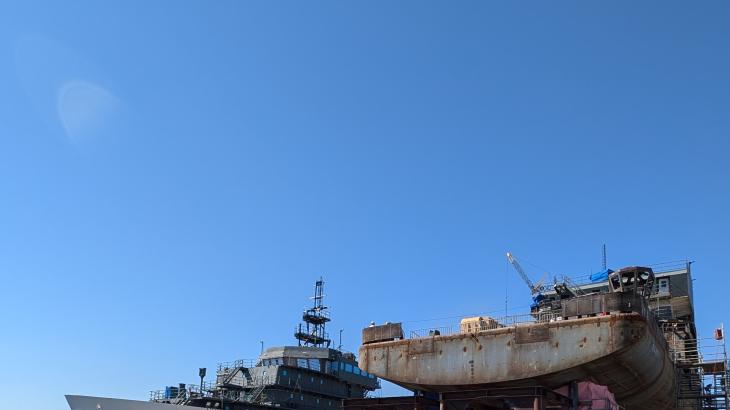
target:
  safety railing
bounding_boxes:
[673,332,729,408]
[150,382,211,403]
[150,388,186,402]
[150,377,279,404]
[303,309,331,320]
[410,326,454,338]
[407,294,662,341]
[149,390,168,402]
[409,311,560,338]
[566,260,689,287]
[150,380,218,402]
[670,337,729,367]
[217,358,258,372]
[650,260,690,274]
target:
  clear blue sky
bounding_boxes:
[1,2,729,409]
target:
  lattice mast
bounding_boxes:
[295,278,331,347]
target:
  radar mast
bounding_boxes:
[295,278,331,347]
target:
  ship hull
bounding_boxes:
[66,395,281,410]
[66,395,202,410]
[359,313,676,409]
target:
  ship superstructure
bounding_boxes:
[67,279,379,410]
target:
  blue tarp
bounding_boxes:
[530,293,545,309]
[590,268,614,282]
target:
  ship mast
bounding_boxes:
[295,278,331,348]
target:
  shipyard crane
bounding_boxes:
[506,252,544,295]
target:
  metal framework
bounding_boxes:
[673,333,729,410]
[295,278,331,347]
[344,387,576,410]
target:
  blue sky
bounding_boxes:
[1,1,730,409]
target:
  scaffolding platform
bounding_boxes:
[344,387,573,410]
[674,336,729,410]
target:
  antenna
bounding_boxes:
[602,244,607,270]
[294,277,331,348]
[504,257,509,317]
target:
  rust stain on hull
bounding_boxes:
[359,313,675,410]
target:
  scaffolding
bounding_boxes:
[645,262,729,409]
[344,387,577,410]
[673,333,729,410]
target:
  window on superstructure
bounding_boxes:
[610,276,620,291]
[297,358,308,368]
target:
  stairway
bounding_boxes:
[246,384,266,403]
[220,366,254,386]
[677,369,703,409]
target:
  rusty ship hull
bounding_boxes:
[359,313,676,410]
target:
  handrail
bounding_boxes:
[409,312,560,338]
[217,358,258,372]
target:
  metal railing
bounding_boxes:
[409,311,560,338]
[410,326,454,338]
[303,309,331,320]
[191,380,218,394]
[650,260,691,274]
[217,358,258,372]
[149,390,170,402]
[671,337,729,367]
[567,260,689,287]
[150,376,278,404]
[407,295,664,341]
[673,332,729,409]
[150,381,216,403]
[150,381,217,403]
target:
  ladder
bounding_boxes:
[246,384,266,403]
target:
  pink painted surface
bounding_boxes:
[554,381,618,410]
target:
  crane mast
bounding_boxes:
[506,252,541,295]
